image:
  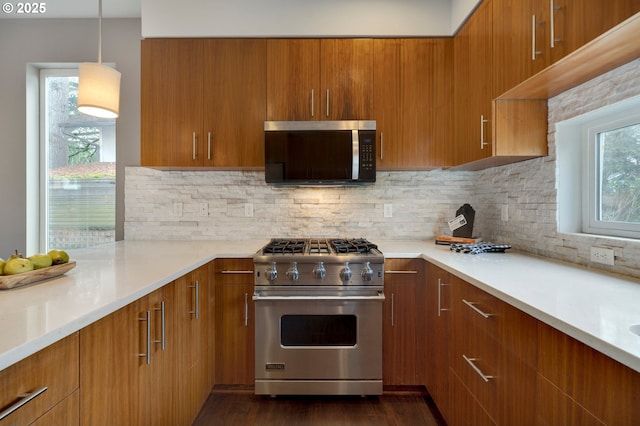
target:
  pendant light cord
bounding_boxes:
[98,0,102,64]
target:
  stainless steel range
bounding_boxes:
[253,238,384,396]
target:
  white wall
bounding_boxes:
[0,18,141,255]
[141,0,457,37]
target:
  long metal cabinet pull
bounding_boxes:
[462,354,494,382]
[311,89,315,117]
[462,299,492,319]
[221,270,254,274]
[531,15,542,60]
[154,301,166,350]
[0,386,48,421]
[480,115,489,149]
[192,132,197,160]
[207,132,211,160]
[326,89,330,117]
[189,281,200,319]
[390,293,395,327]
[385,270,418,274]
[380,132,384,160]
[244,293,249,326]
[437,278,449,317]
[138,310,151,365]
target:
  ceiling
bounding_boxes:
[0,0,141,18]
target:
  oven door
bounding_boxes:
[253,288,384,391]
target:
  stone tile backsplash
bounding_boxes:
[125,58,640,279]
[125,168,476,242]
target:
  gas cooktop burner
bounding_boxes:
[259,238,380,256]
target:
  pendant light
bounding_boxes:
[78,0,121,118]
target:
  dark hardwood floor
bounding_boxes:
[193,388,445,426]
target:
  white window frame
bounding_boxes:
[556,94,640,241]
[582,106,640,239]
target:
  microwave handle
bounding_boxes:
[352,129,359,180]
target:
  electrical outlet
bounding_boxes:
[383,204,393,218]
[501,205,509,221]
[173,202,183,217]
[199,202,208,217]
[245,203,254,217]
[590,247,615,266]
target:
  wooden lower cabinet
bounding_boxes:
[80,264,214,426]
[423,262,451,418]
[0,333,79,426]
[449,368,496,426]
[214,258,255,385]
[537,321,640,426]
[383,259,424,386]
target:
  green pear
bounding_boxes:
[28,253,53,270]
[48,249,69,265]
[4,258,34,275]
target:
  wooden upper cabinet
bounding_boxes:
[492,0,550,98]
[202,39,266,167]
[493,0,640,97]
[373,38,454,170]
[267,38,373,121]
[267,39,321,121]
[454,0,493,166]
[548,0,640,63]
[320,39,373,120]
[141,39,204,167]
[141,38,266,168]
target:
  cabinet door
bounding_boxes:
[401,38,454,168]
[320,39,373,120]
[383,259,423,386]
[454,0,493,165]
[267,39,321,121]
[203,39,266,167]
[141,39,204,167]
[493,0,550,97]
[424,263,451,421]
[538,322,640,425]
[174,267,211,424]
[80,297,149,426]
[549,0,640,63]
[0,334,78,426]
[214,259,255,385]
[373,39,402,170]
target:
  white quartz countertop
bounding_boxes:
[1,239,639,375]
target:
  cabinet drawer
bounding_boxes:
[0,333,79,426]
[456,279,501,339]
[451,321,499,420]
[30,390,79,426]
[449,368,496,426]
[214,258,254,284]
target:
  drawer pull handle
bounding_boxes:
[437,278,449,316]
[384,270,418,274]
[463,355,494,383]
[221,270,254,274]
[0,386,48,421]
[189,281,200,319]
[138,310,151,365]
[462,299,492,319]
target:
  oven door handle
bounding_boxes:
[252,293,385,302]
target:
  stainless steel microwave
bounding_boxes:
[264,120,376,186]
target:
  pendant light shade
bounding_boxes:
[77,0,121,118]
[78,62,121,118]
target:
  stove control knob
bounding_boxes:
[286,262,299,281]
[361,262,374,281]
[340,262,352,283]
[312,262,326,280]
[265,262,278,282]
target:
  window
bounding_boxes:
[585,116,640,238]
[39,68,116,251]
[556,95,640,240]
